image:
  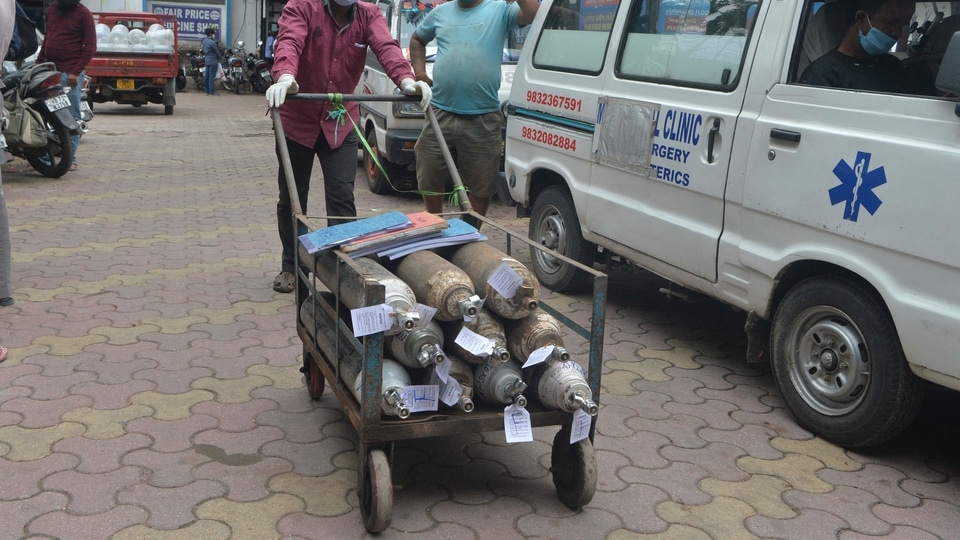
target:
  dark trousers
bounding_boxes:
[203,59,218,94]
[276,130,359,273]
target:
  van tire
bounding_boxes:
[528,186,594,292]
[364,125,400,195]
[770,275,924,447]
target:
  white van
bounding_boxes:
[505,0,960,447]
[356,0,527,195]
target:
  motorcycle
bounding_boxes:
[176,61,187,92]
[79,75,93,132]
[1,62,82,178]
[187,49,205,90]
[245,53,272,94]
[221,42,252,94]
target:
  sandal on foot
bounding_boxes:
[0,345,7,363]
[273,271,295,293]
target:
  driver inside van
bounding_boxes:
[799,0,933,94]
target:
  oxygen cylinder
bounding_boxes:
[300,293,370,412]
[503,310,571,364]
[526,360,598,416]
[444,308,511,365]
[299,291,341,342]
[395,250,482,321]
[474,359,527,407]
[353,357,412,419]
[450,242,541,320]
[355,257,420,334]
[388,319,445,369]
[420,353,475,413]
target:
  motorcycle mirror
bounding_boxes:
[236,40,245,49]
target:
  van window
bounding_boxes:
[531,0,620,74]
[792,0,950,96]
[616,0,758,88]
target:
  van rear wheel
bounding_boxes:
[528,186,595,292]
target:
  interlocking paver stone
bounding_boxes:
[53,433,152,474]
[27,505,149,539]
[117,479,227,529]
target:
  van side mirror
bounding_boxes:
[935,31,960,116]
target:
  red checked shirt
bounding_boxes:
[272,0,415,149]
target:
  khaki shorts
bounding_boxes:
[414,107,503,199]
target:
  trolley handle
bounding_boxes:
[284,93,418,102]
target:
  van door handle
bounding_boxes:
[770,128,801,142]
[707,118,721,163]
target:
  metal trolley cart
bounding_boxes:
[273,96,608,533]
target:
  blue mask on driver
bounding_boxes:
[859,13,898,56]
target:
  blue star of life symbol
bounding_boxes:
[829,151,886,222]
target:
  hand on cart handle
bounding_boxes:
[400,78,432,110]
[266,74,300,108]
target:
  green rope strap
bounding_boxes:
[325,93,464,201]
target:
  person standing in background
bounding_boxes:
[201,27,222,96]
[264,0,430,293]
[264,30,276,70]
[1,0,16,363]
[36,0,96,171]
[410,0,540,218]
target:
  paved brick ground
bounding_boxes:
[1,89,959,539]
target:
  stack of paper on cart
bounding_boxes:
[377,218,486,259]
[298,210,413,254]
[338,212,450,258]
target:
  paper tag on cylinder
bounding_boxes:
[351,304,394,337]
[435,357,451,383]
[488,262,523,298]
[504,403,533,443]
[439,378,462,407]
[522,345,555,369]
[570,409,591,444]
[401,385,439,413]
[455,327,494,356]
[414,303,438,328]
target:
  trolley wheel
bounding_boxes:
[551,425,597,509]
[307,357,325,400]
[360,449,393,533]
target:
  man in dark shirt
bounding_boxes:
[36,0,96,170]
[799,0,923,94]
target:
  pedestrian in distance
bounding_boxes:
[35,0,96,171]
[264,30,276,70]
[265,0,431,294]
[201,27,222,96]
[410,0,540,218]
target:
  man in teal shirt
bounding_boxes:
[411,0,540,217]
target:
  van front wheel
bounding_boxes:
[770,276,923,447]
[528,186,595,292]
